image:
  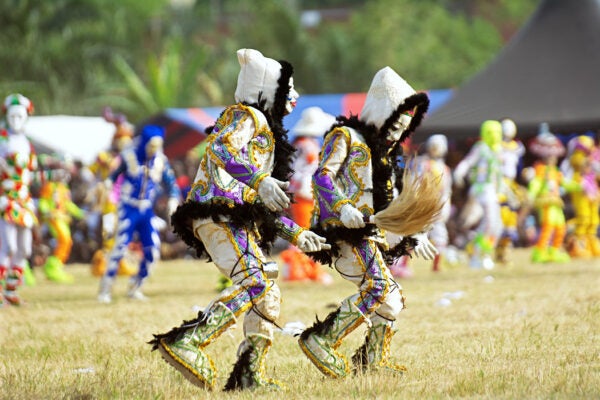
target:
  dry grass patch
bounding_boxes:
[1,249,598,399]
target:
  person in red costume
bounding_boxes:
[0,94,65,305]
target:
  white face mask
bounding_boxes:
[285,78,299,115]
[6,105,28,133]
[386,113,412,142]
[145,136,163,158]
[428,142,447,159]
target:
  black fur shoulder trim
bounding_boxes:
[308,224,380,265]
[170,200,280,258]
[272,60,294,122]
[380,92,430,144]
[383,236,417,265]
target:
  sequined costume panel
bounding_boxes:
[187,105,273,207]
[312,127,374,228]
[0,130,38,228]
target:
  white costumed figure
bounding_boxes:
[414,134,452,271]
[453,120,504,269]
[150,49,330,392]
[0,94,37,306]
[496,118,526,263]
[299,67,442,378]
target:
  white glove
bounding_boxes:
[151,216,168,232]
[258,177,290,212]
[167,197,179,217]
[296,230,331,253]
[340,204,365,229]
[412,232,438,260]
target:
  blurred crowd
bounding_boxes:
[4,100,600,288]
[23,115,600,274]
[403,118,600,275]
[29,119,201,268]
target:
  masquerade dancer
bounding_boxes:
[150,49,329,391]
[527,123,575,263]
[0,94,64,305]
[496,118,527,264]
[97,124,180,303]
[454,120,504,269]
[562,136,600,258]
[299,67,441,378]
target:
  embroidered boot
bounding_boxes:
[531,247,551,263]
[298,297,366,378]
[97,275,115,303]
[4,265,24,306]
[126,276,147,301]
[0,265,6,307]
[23,261,36,286]
[568,235,592,258]
[495,237,512,264]
[149,302,236,390]
[44,255,74,284]
[352,318,406,374]
[224,334,282,391]
[548,246,570,263]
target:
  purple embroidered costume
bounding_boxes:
[299,67,431,378]
[151,49,328,392]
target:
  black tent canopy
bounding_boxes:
[416,0,600,143]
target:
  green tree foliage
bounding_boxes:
[0,0,538,121]
[112,37,222,118]
[0,0,165,116]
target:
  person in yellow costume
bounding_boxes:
[38,171,84,283]
[527,123,578,263]
[89,108,137,277]
[562,135,600,257]
[496,119,528,264]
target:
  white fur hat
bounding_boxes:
[360,67,417,129]
[3,93,34,115]
[292,107,336,137]
[427,134,448,154]
[234,49,283,111]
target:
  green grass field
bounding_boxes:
[1,248,599,399]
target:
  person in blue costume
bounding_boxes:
[97,125,180,303]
